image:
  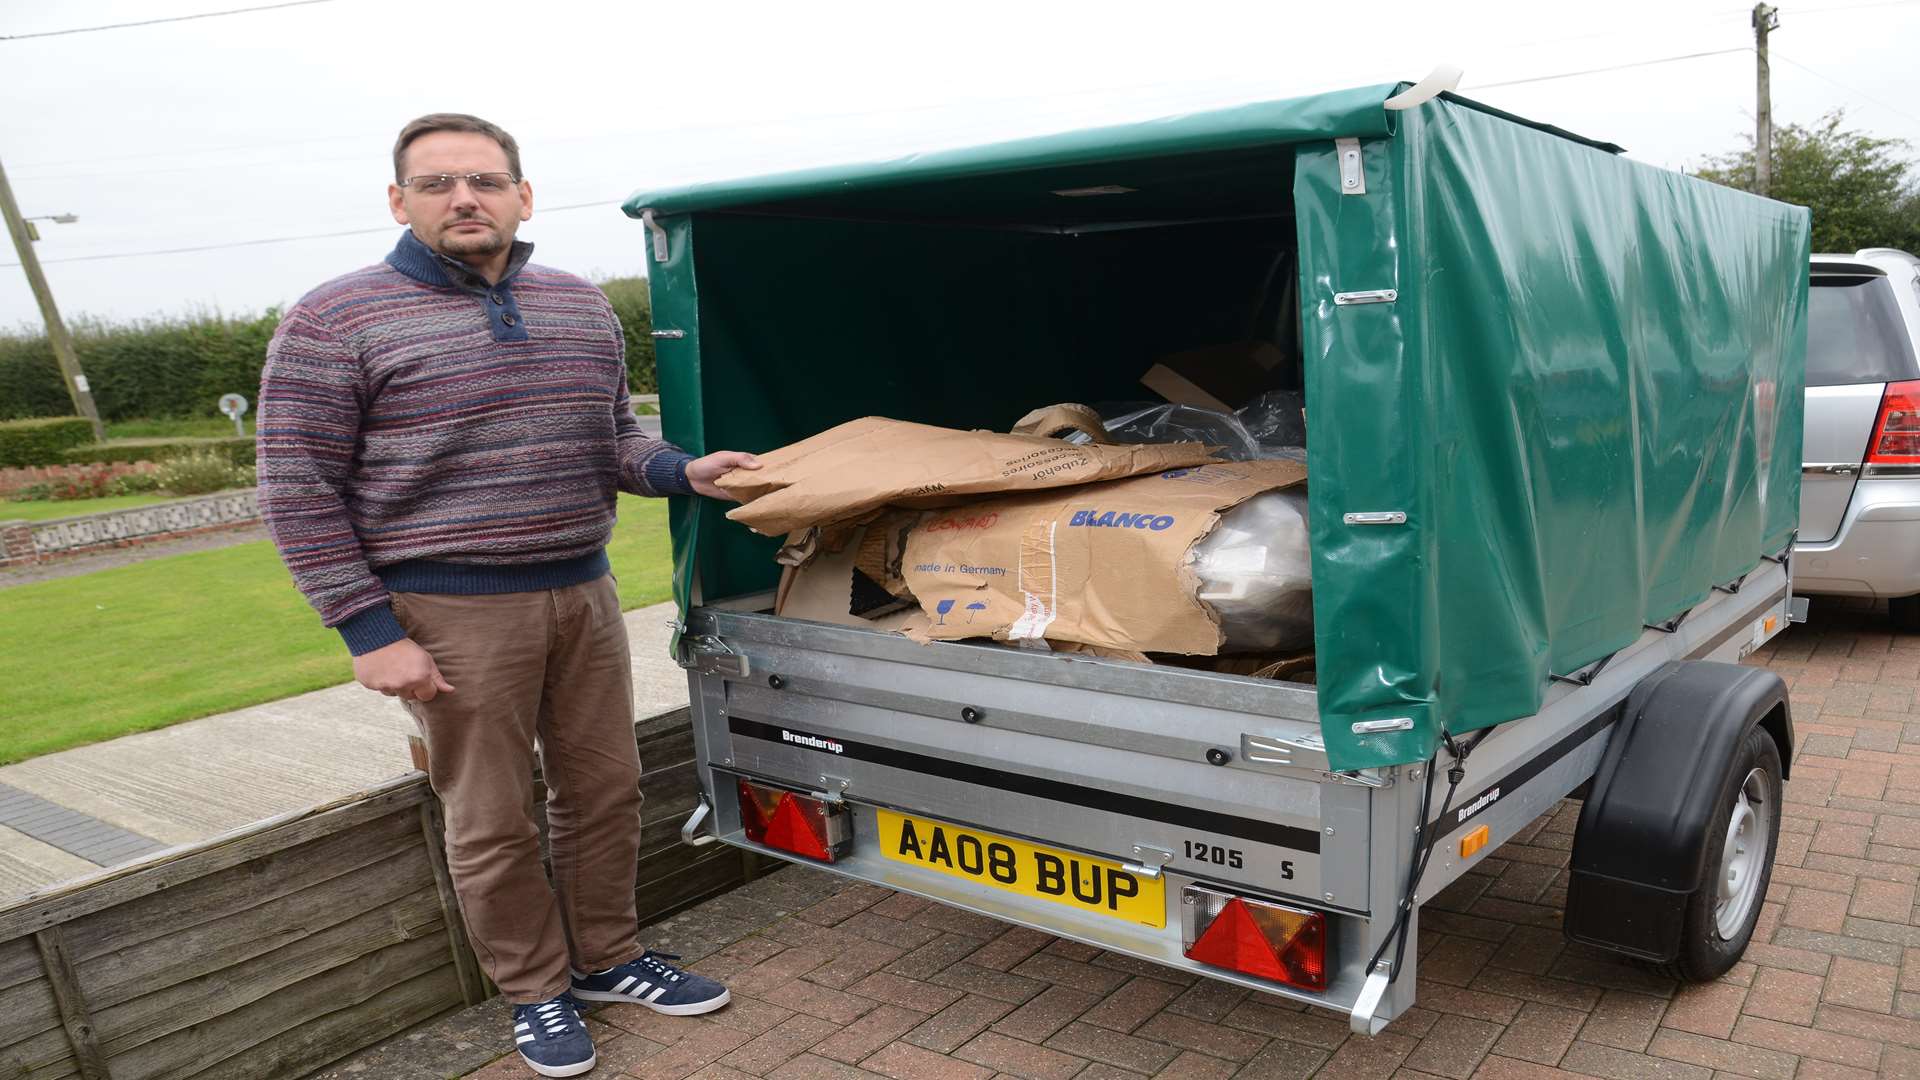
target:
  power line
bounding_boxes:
[0,0,335,41]
[1789,0,1920,15]
[3,41,1908,269]
[1769,51,1920,133]
[0,200,621,268]
[1464,47,1753,91]
[11,133,376,174]
[9,0,1917,162]
[6,47,1767,183]
[0,46,1786,269]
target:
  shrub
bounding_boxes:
[45,471,112,501]
[64,436,254,467]
[0,417,96,467]
[2,281,657,423]
[108,472,161,495]
[0,311,280,422]
[598,276,658,395]
[11,482,52,501]
[154,450,253,496]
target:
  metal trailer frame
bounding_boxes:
[675,556,1793,1034]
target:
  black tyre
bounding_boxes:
[1889,594,1920,633]
[1656,725,1782,982]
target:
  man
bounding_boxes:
[258,113,754,1079]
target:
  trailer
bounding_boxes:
[623,77,1811,1033]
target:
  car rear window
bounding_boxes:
[1808,273,1919,387]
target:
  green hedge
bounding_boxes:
[63,437,255,467]
[0,313,279,422]
[600,276,658,394]
[0,417,95,467]
[0,277,658,420]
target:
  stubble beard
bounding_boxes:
[435,219,505,259]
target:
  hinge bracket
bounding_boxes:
[1123,844,1172,879]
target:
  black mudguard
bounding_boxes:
[1563,661,1793,961]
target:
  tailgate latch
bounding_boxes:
[1242,732,1331,772]
[680,796,717,847]
[683,634,750,678]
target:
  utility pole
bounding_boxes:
[0,153,103,442]
[1753,2,1779,198]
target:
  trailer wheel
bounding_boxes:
[1656,725,1782,982]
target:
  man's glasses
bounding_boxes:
[398,172,518,196]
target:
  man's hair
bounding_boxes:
[392,113,523,182]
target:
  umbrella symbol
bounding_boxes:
[966,601,988,623]
[935,599,956,625]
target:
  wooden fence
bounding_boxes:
[0,705,760,1080]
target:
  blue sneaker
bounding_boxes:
[570,950,731,1015]
[511,994,595,1078]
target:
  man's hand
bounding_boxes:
[353,638,455,702]
[685,450,761,501]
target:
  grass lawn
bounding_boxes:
[0,494,676,764]
[1,493,183,522]
[105,418,254,439]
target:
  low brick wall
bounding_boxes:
[0,461,159,498]
[1,489,260,568]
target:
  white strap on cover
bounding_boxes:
[1384,65,1465,111]
[640,209,669,263]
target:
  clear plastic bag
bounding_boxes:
[1192,488,1314,652]
[1235,389,1307,457]
[1097,402,1262,461]
[1084,393,1307,462]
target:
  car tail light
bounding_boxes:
[1182,886,1327,991]
[1866,380,1920,464]
[736,779,850,862]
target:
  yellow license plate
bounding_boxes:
[875,809,1165,928]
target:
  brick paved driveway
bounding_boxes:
[458,602,1920,1080]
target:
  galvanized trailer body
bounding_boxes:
[677,567,1791,1030]
[628,80,1810,1031]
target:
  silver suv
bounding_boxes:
[1796,248,1920,628]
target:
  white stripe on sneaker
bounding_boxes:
[516,1034,534,1044]
[645,985,668,1003]
[613,975,638,994]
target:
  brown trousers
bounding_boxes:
[394,576,642,1003]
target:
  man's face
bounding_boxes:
[388,131,534,261]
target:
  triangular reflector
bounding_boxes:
[763,793,833,860]
[1186,899,1287,981]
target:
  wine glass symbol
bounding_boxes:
[935,599,956,625]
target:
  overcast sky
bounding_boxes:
[2,0,1917,333]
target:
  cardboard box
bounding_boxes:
[1139,341,1286,411]
[774,522,928,634]
[898,459,1307,655]
[718,415,1215,537]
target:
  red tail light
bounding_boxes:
[1183,887,1327,991]
[1866,380,1920,463]
[736,779,850,862]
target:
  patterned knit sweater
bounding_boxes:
[257,231,693,656]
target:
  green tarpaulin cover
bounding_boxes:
[624,82,1808,771]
